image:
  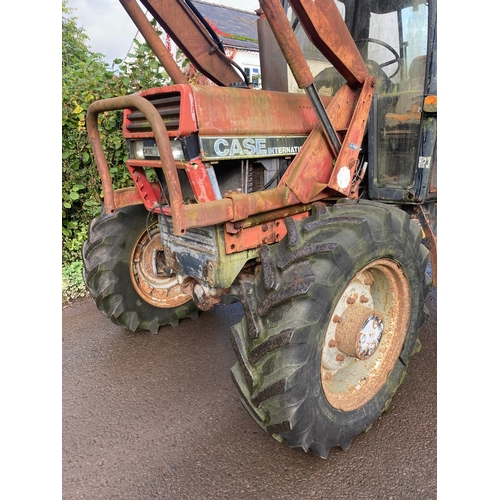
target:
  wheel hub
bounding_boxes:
[130,224,192,309]
[335,303,384,360]
[320,259,410,412]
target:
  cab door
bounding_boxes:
[366,0,437,203]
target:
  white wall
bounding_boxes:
[232,49,261,88]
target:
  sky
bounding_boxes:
[67,0,261,64]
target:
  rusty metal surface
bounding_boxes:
[112,186,151,209]
[225,221,280,254]
[184,159,217,203]
[88,81,361,236]
[226,204,311,232]
[88,78,369,237]
[279,84,360,202]
[127,163,164,211]
[328,76,376,197]
[429,152,437,194]
[88,88,338,234]
[87,95,184,225]
[62,287,437,499]
[190,85,330,137]
[224,211,309,254]
[288,0,368,87]
[179,185,329,235]
[123,86,197,139]
[139,0,246,87]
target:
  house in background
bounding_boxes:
[190,1,261,87]
[132,0,262,88]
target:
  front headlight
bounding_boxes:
[131,140,146,160]
[129,139,185,161]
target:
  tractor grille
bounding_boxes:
[125,92,181,133]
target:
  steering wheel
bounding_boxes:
[355,38,401,79]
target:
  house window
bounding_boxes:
[244,66,261,89]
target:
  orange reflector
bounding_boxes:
[423,95,437,113]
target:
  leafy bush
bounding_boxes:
[62,1,172,300]
[62,260,86,302]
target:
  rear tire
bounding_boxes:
[83,205,198,333]
[230,200,431,458]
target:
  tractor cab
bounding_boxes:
[276,0,436,204]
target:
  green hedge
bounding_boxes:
[62,1,172,301]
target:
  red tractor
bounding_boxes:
[84,0,436,458]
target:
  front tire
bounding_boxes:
[83,205,198,333]
[230,200,431,458]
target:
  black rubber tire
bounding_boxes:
[230,200,431,458]
[83,205,198,333]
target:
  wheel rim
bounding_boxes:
[130,222,192,309]
[321,259,410,412]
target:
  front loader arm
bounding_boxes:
[287,0,368,87]
[121,0,247,87]
[260,0,374,199]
